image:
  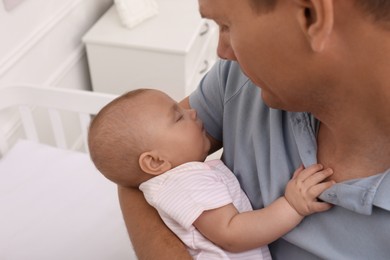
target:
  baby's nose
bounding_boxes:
[189,108,197,119]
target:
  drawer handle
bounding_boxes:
[199,22,210,36]
[199,60,209,74]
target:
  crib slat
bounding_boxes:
[19,105,39,143]
[49,108,67,149]
[79,113,91,153]
[0,134,9,158]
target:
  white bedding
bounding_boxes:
[0,140,137,259]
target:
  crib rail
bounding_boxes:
[0,85,117,156]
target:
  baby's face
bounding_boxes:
[140,90,211,167]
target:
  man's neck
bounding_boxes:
[316,115,390,182]
[314,20,390,182]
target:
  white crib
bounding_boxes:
[0,85,137,259]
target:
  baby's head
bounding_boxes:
[88,89,210,187]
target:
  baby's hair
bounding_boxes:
[88,88,152,187]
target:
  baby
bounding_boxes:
[88,89,334,259]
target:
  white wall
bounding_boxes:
[0,0,113,153]
[0,0,113,89]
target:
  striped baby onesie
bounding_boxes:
[140,159,271,259]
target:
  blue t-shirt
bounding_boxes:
[189,60,390,259]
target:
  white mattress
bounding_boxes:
[0,140,137,260]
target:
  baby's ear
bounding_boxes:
[139,151,172,176]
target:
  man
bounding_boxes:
[118,0,390,258]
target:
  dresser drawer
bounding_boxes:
[184,20,216,83]
[83,0,218,101]
[186,24,218,94]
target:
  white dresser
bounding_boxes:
[82,0,218,101]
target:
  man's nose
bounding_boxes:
[217,33,237,61]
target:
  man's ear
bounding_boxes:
[295,0,334,52]
[139,151,172,176]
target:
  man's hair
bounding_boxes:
[88,89,150,187]
[355,0,390,25]
[249,0,390,25]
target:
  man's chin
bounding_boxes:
[261,91,280,109]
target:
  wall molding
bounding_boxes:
[43,44,86,86]
[0,0,84,77]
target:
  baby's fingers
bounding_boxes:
[294,164,324,181]
[291,164,304,179]
[303,168,334,188]
[310,201,333,213]
[309,180,335,198]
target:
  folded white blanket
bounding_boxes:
[0,140,136,260]
[115,0,159,29]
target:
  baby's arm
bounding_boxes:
[193,164,334,252]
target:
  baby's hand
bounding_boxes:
[284,164,335,216]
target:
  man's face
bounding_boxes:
[199,0,314,110]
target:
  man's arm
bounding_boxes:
[118,186,192,259]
